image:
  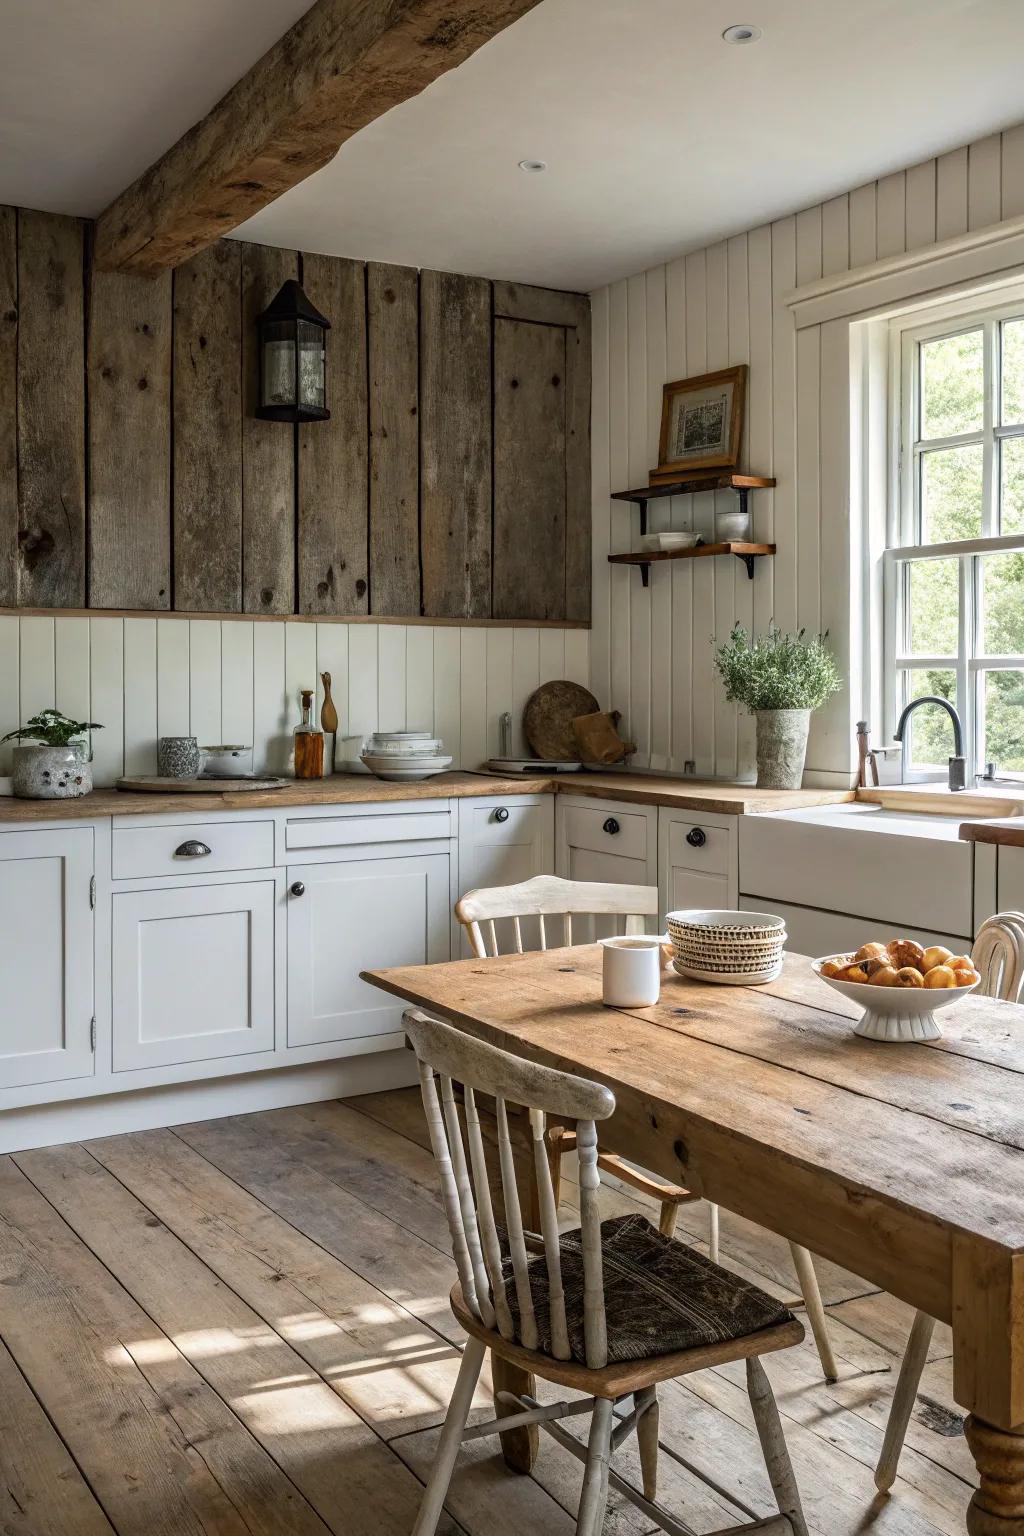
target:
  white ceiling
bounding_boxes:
[4,0,1024,292]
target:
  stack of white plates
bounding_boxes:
[360,731,453,781]
[666,909,787,985]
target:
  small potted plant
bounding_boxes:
[1,709,103,799]
[714,624,841,789]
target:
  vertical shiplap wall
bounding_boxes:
[590,124,1024,782]
[0,617,589,783]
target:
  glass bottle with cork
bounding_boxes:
[294,689,325,778]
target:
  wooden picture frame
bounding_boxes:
[656,364,747,476]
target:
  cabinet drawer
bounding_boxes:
[112,877,277,1071]
[465,799,548,848]
[667,817,729,878]
[285,810,452,851]
[562,803,648,861]
[112,819,274,880]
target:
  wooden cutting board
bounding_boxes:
[116,776,287,793]
[523,680,600,760]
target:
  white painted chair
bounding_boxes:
[405,1006,809,1536]
[456,874,839,1384]
[874,910,1024,1494]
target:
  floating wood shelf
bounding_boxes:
[608,541,776,587]
[611,472,776,537]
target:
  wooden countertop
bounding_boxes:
[0,768,854,822]
[958,818,1024,848]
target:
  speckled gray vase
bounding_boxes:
[754,709,810,790]
[11,744,92,799]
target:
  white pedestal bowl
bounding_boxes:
[812,953,980,1043]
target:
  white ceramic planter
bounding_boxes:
[11,744,92,799]
[754,709,811,790]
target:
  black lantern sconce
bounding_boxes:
[256,280,330,422]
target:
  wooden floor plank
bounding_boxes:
[0,1087,975,1536]
[87,1126,481,1442]
[0,1335,116,1536]
[14,1142,459,1536]
[0,1155,303,1536]
[173,1113,463,1345]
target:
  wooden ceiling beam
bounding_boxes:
[93,0,542,275]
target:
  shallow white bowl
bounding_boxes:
[812,952,979,1042]
[365,737,444,756]
[360,753,453,781]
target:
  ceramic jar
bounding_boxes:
[158,736,201,778]
[754,708,811,790]
[11,744,92,799]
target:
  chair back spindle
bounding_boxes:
[406,1008,615,1369]
[456,875,660,961]
[972,911,1024,1003]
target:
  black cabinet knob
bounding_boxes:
[686,827,707,848]
[603,817,620,835]
[174,839,211,858]
[494,806,509,823]
[290,881,306,897]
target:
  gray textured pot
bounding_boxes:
[11,744,92,799]
[754,709,810,790]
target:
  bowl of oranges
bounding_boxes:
[812,940,980,1043]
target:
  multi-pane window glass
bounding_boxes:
[891,309,1024,781]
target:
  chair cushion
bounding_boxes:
[502,1213,794,1365]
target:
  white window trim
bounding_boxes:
[883,296,1024,781]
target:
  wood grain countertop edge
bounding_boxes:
[0,769,855,823]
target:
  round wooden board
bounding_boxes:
[523,680,600,760]
[116,776,288,793]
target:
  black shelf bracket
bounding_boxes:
[637,498,648,538]
[736,553,757,580]
[639,561,650,588]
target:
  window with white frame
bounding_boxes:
[886,303,1024,780]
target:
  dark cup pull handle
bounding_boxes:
[686,827,707,849]
[290,881,306,897]
[494,806,510,823]
[603,817,620,836]
[174,839,211,858]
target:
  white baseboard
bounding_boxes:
[0,1049,419,1155]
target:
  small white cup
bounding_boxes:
[600,935,663,1008]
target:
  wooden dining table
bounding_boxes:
[364,943,1024,1536]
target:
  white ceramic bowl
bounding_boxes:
[360,753,453,781]
[811,952,980,1042]
[672,957,783,986]
[365,736,444,756]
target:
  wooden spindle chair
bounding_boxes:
[406,1007,809,1536]
[874,910,1024,1494]
[456,874,838,1385]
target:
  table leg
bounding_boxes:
[492,1354,538,1473]
[966,1417,1024,1533]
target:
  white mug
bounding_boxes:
[600,935,663,1008]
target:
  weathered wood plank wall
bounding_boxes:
[1,205,591,625]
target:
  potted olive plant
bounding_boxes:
[714,624,841,789]
[1,709,103,799]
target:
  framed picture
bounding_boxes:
[656,365,747,476]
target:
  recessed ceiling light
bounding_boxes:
[518,159,547,173]
[722,23,762,43]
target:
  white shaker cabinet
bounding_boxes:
[456,794,554,954]
[112,871,280,1071]
[997,845,1024,912]
[659,808,738,916]
[556,795,659,937]
[287,852,451,1049]
[0,826,95,1090]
